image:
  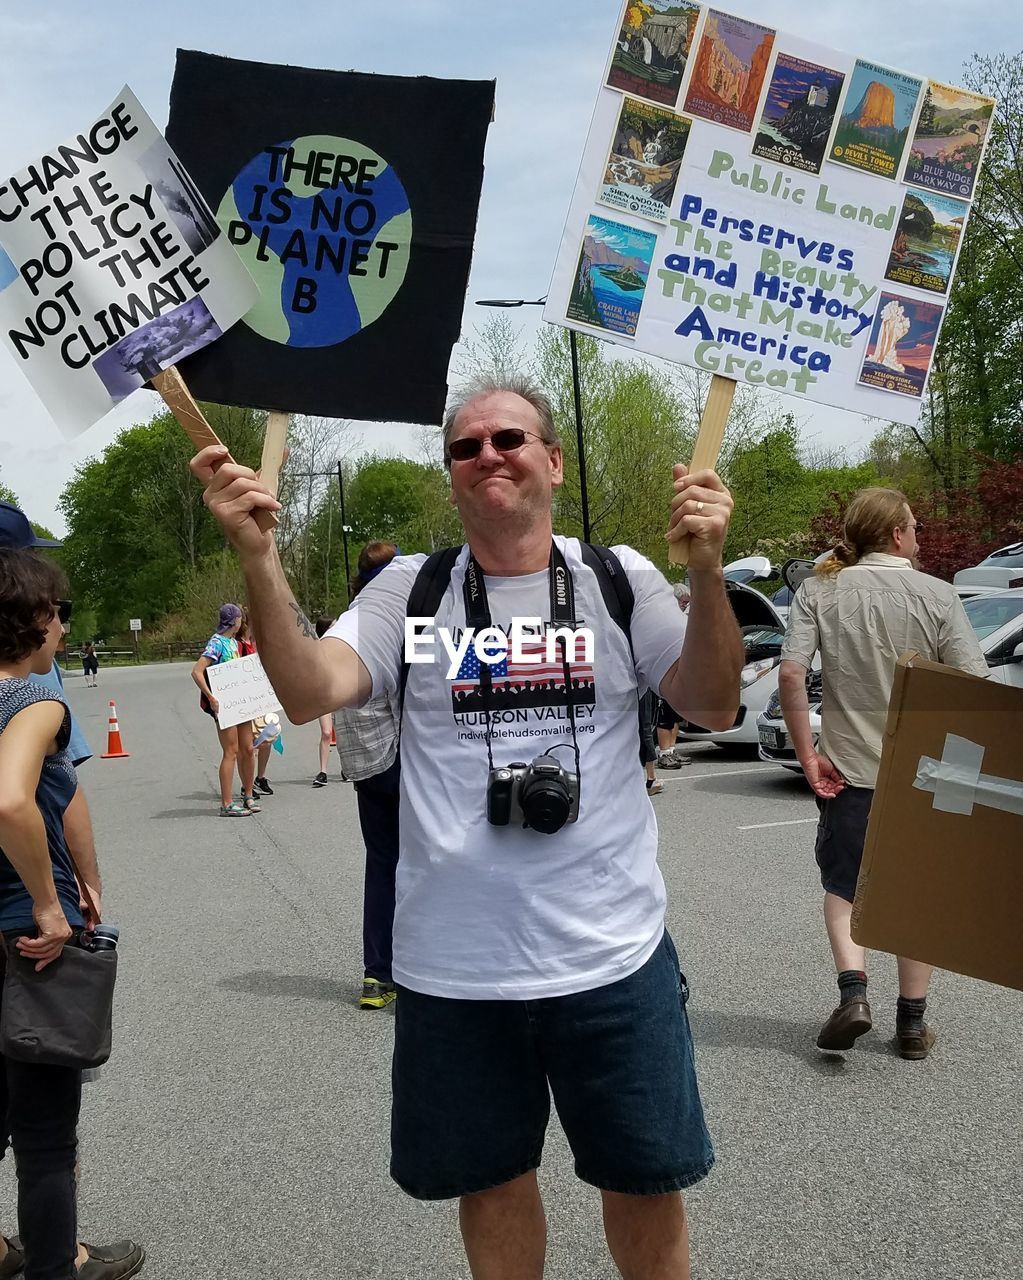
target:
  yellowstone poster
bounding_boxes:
[830,60,923,179]
[858,293,942,398]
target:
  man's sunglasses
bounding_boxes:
[446,428,547,463]
[55,600,72,625]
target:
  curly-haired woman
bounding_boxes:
[0,547,85,1280]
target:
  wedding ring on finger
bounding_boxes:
[695,501,705,515]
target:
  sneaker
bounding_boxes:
[656,754,683,770]
[241,794,262,813]
[219,801,251,817]
[254,776,274,796]
[313,772,328,788]
[77,1238,146,1280]
[359,976,397,1010]
[646,779,663,796]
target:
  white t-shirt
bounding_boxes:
[327,537,686,1000]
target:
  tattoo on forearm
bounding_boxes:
[290,601,317,639]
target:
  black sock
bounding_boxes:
[896,995,927,1031]
[837,970,867,1003]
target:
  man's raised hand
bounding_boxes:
[667,464,734,570]
[189,445,282,559]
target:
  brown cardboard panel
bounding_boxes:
[852,654,1023,991]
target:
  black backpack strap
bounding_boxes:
[399,546,462,713]
[579,543,635,661]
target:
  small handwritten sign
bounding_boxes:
[206,654,282,730]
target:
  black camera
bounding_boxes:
[486,756,580,834]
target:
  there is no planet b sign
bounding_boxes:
[219,135,412,348]
[166,50,495,426]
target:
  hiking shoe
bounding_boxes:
[254,776,274,796]
[241,794,262,813]
[313,772,328,788]
[0,1237,24,1280]
[656,755,683,770]
[360,977,397,1010]
[77,1238,146,1280]
[219,802,251,817]
[817,999,872,1051]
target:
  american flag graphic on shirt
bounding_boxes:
[451,631,595,713]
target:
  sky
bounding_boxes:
[0,0,1018,533]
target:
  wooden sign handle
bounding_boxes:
[259,411,289,499]
[669,374,737,566]
[152,365,278,533]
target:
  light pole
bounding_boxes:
[474,298,591,542]
[336,460,353,602]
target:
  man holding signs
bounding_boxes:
[189,374,743,1280]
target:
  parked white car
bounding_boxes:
[676,556,798,750]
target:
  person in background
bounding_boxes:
[312,680,334,790]
[0,549,145,1280]
[237,609,274,797]
[329,542,402,1008]
[0,505,145,1280]
[640,689,662,796]
[656,583,693,770]
[190,604,261,817]
[779,487,989,1060]
[80,640,99,689]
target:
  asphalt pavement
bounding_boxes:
[2,662,1019,1280]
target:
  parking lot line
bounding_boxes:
[661,766,781,783]
[737,817,818,831]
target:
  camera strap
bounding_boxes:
[462,543,583,784]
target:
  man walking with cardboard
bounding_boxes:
[779,487,988,1060]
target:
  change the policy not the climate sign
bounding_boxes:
[545,4,995,425]
[0,89,257,437]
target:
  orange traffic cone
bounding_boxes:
[101,700,131,758]
[330,719,337,747]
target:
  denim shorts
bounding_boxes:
[390,930,714,1199]
[814,786,875,902]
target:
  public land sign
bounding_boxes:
[545,3,995,424]
[0,88,258,437]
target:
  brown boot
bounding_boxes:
[896,1024,936,1060]
[816,999,872,1050]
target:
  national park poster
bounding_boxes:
[903,80,995,201]
[682,10,776,134]
[830,59,923,179]
[858,292,942,398]
[884,189,968,294]
[604,1,702,109]
[598,96,692,223]
[566,214,657,337]
[751,53,845,175]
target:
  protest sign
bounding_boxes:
[165,50,495,426]
[206,653,283,731]
[0,88,258,438]
[544,4,995,430]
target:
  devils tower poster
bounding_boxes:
[830,59,922,178]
